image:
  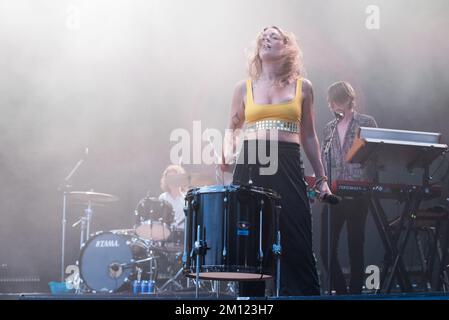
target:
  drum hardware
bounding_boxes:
[136,267,143,282]
[194,225,209,298]
[182,206,189,266]
[223,194,228,264]
[208,280,239,298]
[186,194,208,298]
[158,224,187,292]
[69,191,119,249]
[212,280,220,299]
[258,199,264,270]
[108,256,158,279]
[73,201,93,249]
[58,148,88,282]
[158,267,184,292]
[273,204,282,298]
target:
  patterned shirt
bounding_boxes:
[321,111,378,182]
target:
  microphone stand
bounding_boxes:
[322,117,340,295]
[57,150,87,282]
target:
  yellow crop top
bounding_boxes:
[244,79,302,133]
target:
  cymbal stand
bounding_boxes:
[60,187,69,282]
[58,151,86,282]
[73,200,93,249]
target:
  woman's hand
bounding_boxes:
[219,152,236,173]
[220,163,234,173]
[318,181,332,200]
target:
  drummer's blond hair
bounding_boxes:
[160,164,186,192]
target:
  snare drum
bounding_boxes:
[134,197,173,241]
[183,184,280,280]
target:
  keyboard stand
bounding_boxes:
[346,127,448,293]
[368,188,413,293]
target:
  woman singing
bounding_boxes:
[221,26,331,296]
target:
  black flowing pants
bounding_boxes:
[233,140,320,296]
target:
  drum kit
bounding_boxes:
[62,173,283,297]
[67,192,185,294]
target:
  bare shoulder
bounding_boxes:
[230,79,247,112]
[234,79,247,99]
[229,79,247,128]
[301,78,313,97]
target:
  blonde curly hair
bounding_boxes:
[160,164,186,192]
[247,26,304,87]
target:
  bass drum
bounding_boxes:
[78,231,150,293]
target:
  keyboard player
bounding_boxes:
[320,81,378,294]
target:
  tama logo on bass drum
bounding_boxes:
[95,240,120,248]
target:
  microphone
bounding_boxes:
[307,188,342,205]
[322,193,342,205]
[334,111,344,121]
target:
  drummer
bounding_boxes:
[158,164,187,230]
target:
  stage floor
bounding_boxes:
[1,291,449,300]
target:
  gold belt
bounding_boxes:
[245,120,299,133]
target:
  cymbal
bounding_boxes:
[71,201,106,207]
[69,191,119,203]
[164,172,214,187]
